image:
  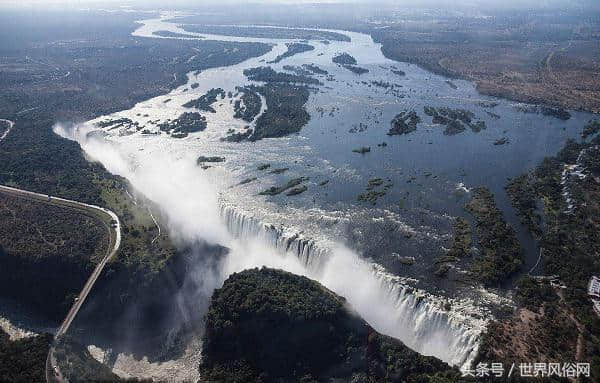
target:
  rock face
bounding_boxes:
[200,268,461,383]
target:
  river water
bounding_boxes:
[59,12,593,370]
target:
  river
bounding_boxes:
[58,11,594,371]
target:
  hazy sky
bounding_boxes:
[0,0,590,5]
[1,0,596,11]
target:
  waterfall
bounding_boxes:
[220,203,329,271]
[368,271,482,368]
[219,201,483,370]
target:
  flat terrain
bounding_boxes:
[0,189,109,320]
[178,22,351,42]
[370,10,600,113]
[179,5,600,113]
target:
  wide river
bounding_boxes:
[59,11,594,371]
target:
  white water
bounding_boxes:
[56,12,492,370]
[220,202,484,367]
[560,145,596,214]
[0,315,36,341]
[0,119,14,141]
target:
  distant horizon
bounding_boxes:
[2,0,599,11]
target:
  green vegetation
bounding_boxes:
[197,156,226,165]
[332,53,370,75]
[270,167,289,174]
[152,30,204,39]
[434,263,452,277]
[0,192,107,320]
[367,178,384,188]
[158,112,207,138]
[233,87,262,122]
[434,217,473,278]
[250,83,311,141]
[513,276,558,311]
[470,120,486,132]
[345,65,370,75]
[478,137,600,379]
[0,119,110,205]
[445,80,458,89]
[239,177,257,185]
[505,174,542,237]
[268,43,314,64]
[0,11,271,352]
[182,88,225,112]
[55,336,119,383]
[179,24,351,42]
[83,176,184,327]
[221,130,253,143]
[465,187,523,286]
[0,330,52,383]
[424,106,486,135]
[283,65,313,76]
[333,53,357,66]
[286,185,308,196]
[352,146,371,154]
[243,66,321,85]
[371,10,600,114]
[357,190,386,205]
[388,110,421,136]
[97,117,139,130]
[486,111,500,119]
[477,102,499,108]
[0,13,270,202]
[541,106,571,120]
[505,137,600,329]
[259,177,308,196]
[302,63,328,75]
[582,119,600,139]
[357,177,393,205]
[475,288,581,377]
[447,217,473,258]
[201,268,462,383]
[229,67,315,141]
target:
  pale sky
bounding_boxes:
[0,0,594,10]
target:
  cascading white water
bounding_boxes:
[58,120,484,369]
[220,203,328,271]
[370,273,481,368]
[219,201,483,369]
[51,12,498,372]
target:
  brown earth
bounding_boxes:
[371,13,600,114]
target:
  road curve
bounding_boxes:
[0,184,121,382]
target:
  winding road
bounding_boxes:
[0,185,121,383]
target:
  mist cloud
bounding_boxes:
[54,121,481,368]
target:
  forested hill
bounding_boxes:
[201,267,464,383]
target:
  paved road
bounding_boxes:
[0,185,121,382]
